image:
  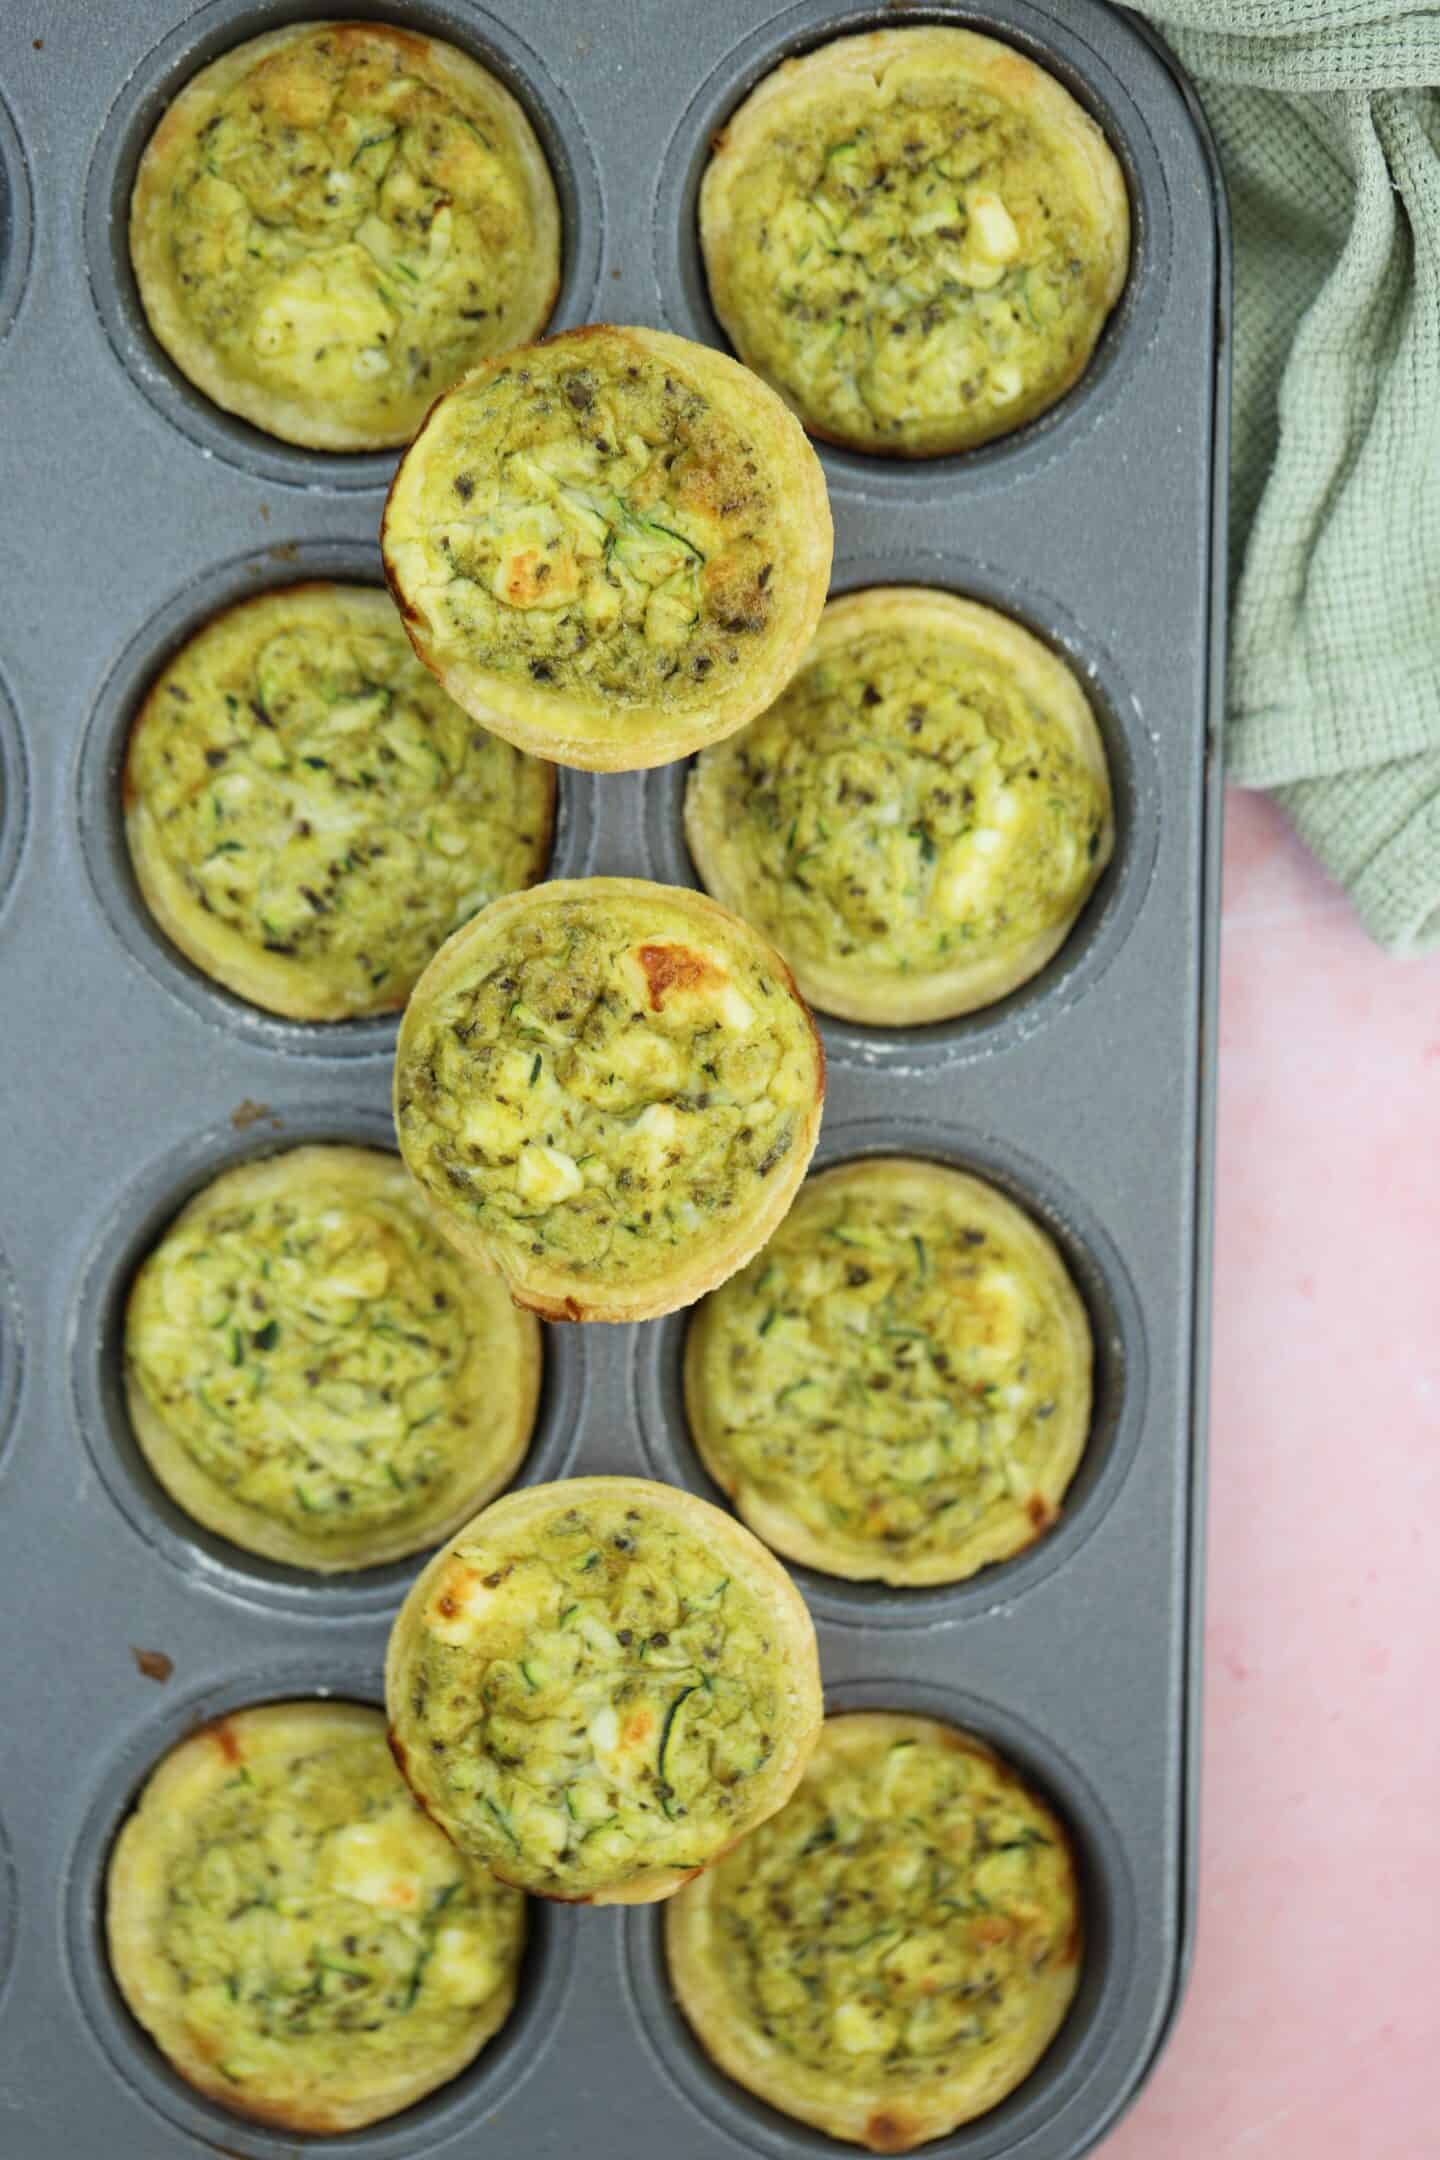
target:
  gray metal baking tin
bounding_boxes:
[0,0,1227,2154]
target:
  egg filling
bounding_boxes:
[381,327,833,765]
[129,23,560,448]
[108,1706,524,2129]
[124,585,553,1020]
[685,596,1112,1022]
[394,1489,802,1897]
[394,881,823,1310]
[667,1715,1081,2148]
[125,1147,537,1564]
[701,28,1129,456]
[685,1159,1092,1585]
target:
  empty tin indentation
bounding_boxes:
[642,553,1161,1074]
[652,0,1173,503]
[0,1241,24,1482]
[68,1104,586,1619]
[0,86,34,353]
[0,1809,16,2026]
[75,538,599,1060]
[623,1675,1139,2160]
[82,0,605,492]
[0,672,30,926]
[63,1665,577,2159]
[633,1113,1148,1630]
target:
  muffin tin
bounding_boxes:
[0,0,1227,2154]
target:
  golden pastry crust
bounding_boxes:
[123,582,555,1022]
[666,1712,1082,2150]
[380,325,833,769]
[385,1476,823,1904]
[700,27,1130,458]
[685,588,1113,1025]
[124,1145,541,1571]
[393,878,825,1323]
[106,1701,526,2133]
[129,21,560,450]
[684,1157,1093,1586]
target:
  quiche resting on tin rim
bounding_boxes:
[666,1712,1082,2152]
[684,1158,1093,1587]
[685,588,1114,1026]
[123,583,555,1023]
[699,27,1130,458]
[106,1701,527,2134]
[393,877,826,1323]
[129,21,560,450]
[385,1476,823,1904]
[381,325,833,769]
[123,1146,541,1572]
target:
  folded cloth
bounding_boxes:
[1123,5,1440,949]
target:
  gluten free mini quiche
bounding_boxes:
[386,1476,822,1904]
[124,1145,541,1572]
[666,1712,1082,2151]
[685,1158,1092,1587]
[380,325,833,769]
[124,582,554,1022]
[700,27,1130,458]
[129,21,560,450]
[685,589,1113,1025]
[393,878,825,1322]
[107,1701,526,2134]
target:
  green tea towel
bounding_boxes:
[1124,4,1440,950]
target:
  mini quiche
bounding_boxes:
[393,878,825,1323]
[107,1701,526,2133]
[684,1158,1092,1587]
[123,1145,541,1572]
[386,1476,823,1904]
[124,583,554,1022]
[685,588,1113,1025]
[380,324,833,769]
[666,1712,1082,2151]
[129,22,560,450]
[699,27,1130,458]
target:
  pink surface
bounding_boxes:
[1099,789,1440,2159]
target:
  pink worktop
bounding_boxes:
[1098,788,1440,2158]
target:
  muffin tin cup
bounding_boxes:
[74,537,602,1059]
[68,1100,590,1618]
[651,0,1175,505]
[0,0,1226,2154]
[81,0,606,492]
[0,81,33,352]
[623,1674,1140,2160]
[642,549,1162,1074]
[633,1109,1149,1632]
[61,1659,579,2160]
